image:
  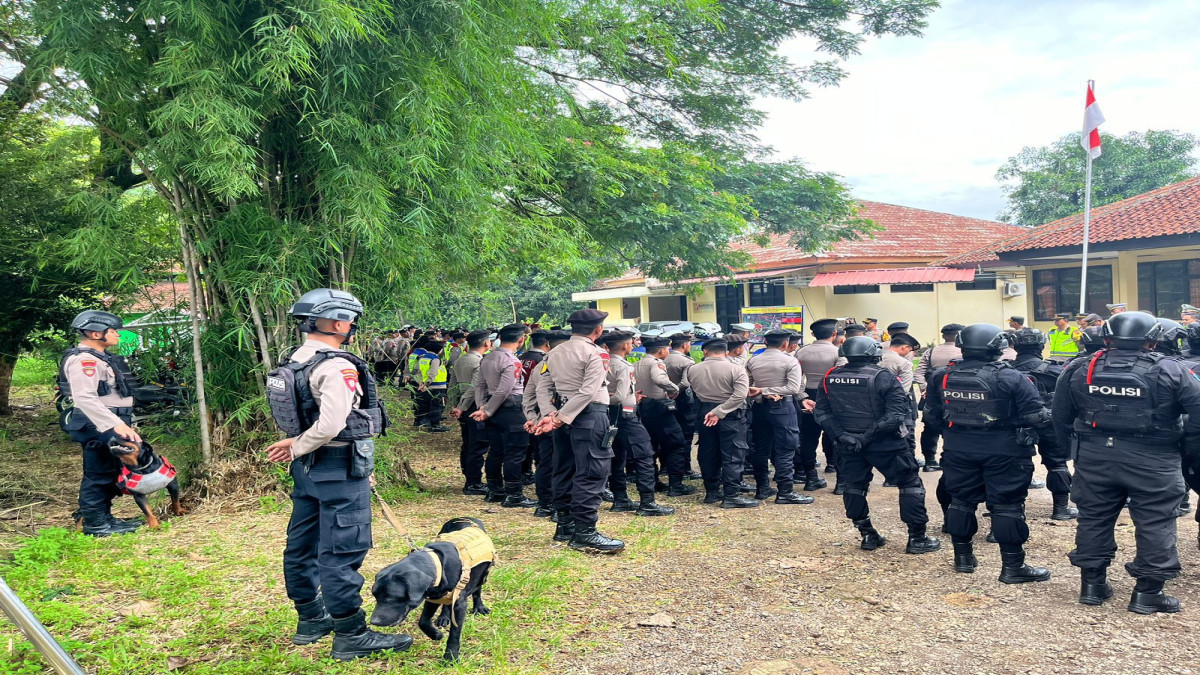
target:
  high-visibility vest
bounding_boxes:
[1048,329,1079,359]
[418,353,448,385]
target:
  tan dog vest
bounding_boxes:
[420,527,497,623]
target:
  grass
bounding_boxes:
[10,356,56,390]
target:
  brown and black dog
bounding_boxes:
[369,517,494,662]
[108,439,185,528]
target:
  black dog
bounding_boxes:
[370,517,495,662]
[109,439,184,528]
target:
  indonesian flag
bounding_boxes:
[1082,81,1104,160]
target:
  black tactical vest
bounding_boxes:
[1013,355,1063,407]
[57,347,135,399]
[1072,349,1180,440]
[821,365,883,434]
[940,361,1014,430]
[267,349,387,441]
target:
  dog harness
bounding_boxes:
[421,527,497,624]
[117,454,177,495]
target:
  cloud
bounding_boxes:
[758,0,1200,220]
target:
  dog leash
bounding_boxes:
[370,487,419,552]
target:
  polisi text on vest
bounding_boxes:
[1087,384,1144,397]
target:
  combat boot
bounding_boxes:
[484,485,505,503]
[998,549,1051,584]
[533,503,555,518]
[292,595,334,645]
[1128,580,1182,615]
[754,486,777,500]
[1029,476,1046,490]
[1078,568,1113,606]
[832,482,845,496]
[1177,493,1193,517]
[854,518,886,551]
[1051,493,1079,521]
[775,490,814,505]
[610,491,637,512]
[952,540,977,573]
[922,458,942,472]
[80,510,136,537]
[703,490,723,504]
[105,513,143,533]
[330,610,413,661]
[568,526,625,553]
[461,483,489,496]
[720,495,760,509]
[601,488,614,503]
[737,480,755,494]
[552,517,575,542]
[803,469,827,491]
[501,493,537,508]
[667,481,697,497]
[635,500,675,517]
[904,523,941,554]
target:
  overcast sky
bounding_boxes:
[758,0,1200,222]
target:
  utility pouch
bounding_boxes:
[1016,427,1038,447]
[663,399,677,412]
[601,425,619,449]
[350,438,376,479]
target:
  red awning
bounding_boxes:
[808,267,976,287]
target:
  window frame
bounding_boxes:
[747,280,785,307]
[1032,265,1113,321]
[832,284,881,295]
[890,283,934,293]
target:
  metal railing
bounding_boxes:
[0,574,87,675]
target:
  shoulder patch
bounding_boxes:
[341,368,360,390]
[541,362,549,374]
[80,359,98,378]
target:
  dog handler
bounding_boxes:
[265,288,412,660]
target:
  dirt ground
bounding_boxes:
[3,396,1200,675]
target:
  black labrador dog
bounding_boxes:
[369,517,494,662]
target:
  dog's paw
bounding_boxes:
[434,614,451,629]
[471,605,491,616]
[422,628,444,642]
[441,650,461,663]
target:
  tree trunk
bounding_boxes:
[0,352,15,416]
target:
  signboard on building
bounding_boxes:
[692,301,715,313]
[739,306,806,343]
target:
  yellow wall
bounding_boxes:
[595,297,638,326]
[689,286,718,323]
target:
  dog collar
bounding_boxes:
[421,548,443,587]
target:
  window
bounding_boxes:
[1138,259,1200,318]
[748,280,785,307]
[833,284,880,295]
[891,283,934,293]
[621,297,639,319]
[1032,266,1113,320]
[956,278,997,291]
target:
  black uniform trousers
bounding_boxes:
[838,441,927,525]
[550,426,574,513]
[918,413,943,463]
[1068,443,1185,581]
[415,387,446,427]
[533,433,555,506]
[484,405,529,495]
[1034,424,1071,497]
[566,408,613,528]
[942,442,1034,545]
[639,398,689,479]
[673,388,697,472]
[284,448,372,618]
[457,404,489,486]
[373,361,397,386]
[609,406,657,502]
[70,414,131,515]
[800,389,834,471]
[696,402,749,498]
[749,400,797,493]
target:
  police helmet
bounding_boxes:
[1101,311,1163,348]
[71,310,123,335]
[290,288,363,322]
[1154,318,1185,356]
[1187,321,1200,347]
[841,336,883,363]
[955,323,1011,358]
[1079,326,1106,353]
[1011,327,1047,353]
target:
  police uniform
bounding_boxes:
[914,328,963,468]
[475,340,534,505]
[1048,315,1081,362]
[744,336,803,500]
[796,337,840,478]
[1052,314,1200,612]
[924,325,1051,583]
[535,348,576,528]
[634,339,691,492]
[415,349,448,430]
[664,342,699,472]
[689,345,753,505]
[451,346,489,494]
[814,338,938,553]
[1011,347,1075,519]
[524,334,570,516]
[518,346,548,482]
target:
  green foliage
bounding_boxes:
[996,129,1199,225]
[10,355,57,388]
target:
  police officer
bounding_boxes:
[1106,303,1126,317]
[1008,317,1025,330]
[519,331,553,485]
[472,323,536,508]
[925,324,1052,584]
[665,333,700,478]
[522,330,571,517]
[634,336,696,497]
[863,318,882,341]
[1009,328,1077,520]
[815,337,940,554]
[1181,304,1200,325]
[915,324,964,471]
[58,310,143,537]
[1048,313,1081,362]
[265,289,411,660]
[415,339,449,432]
[690,339,755,508]
[600,330,675,517]
[450,329,492,497]
[1054,312,1200,613]
[880,332,921,481]
[745,330,812,505]
[534,309,625,553]
[796,319,840,484]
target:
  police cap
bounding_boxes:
[842,336,883,362]
[886,321,909,333]
[730,323,755,333]
[1101,311,1163,348]
[724,334,749,347]
[1105,303,1126,312]
[548,330,573,344]
[71,310,123,334]
[942,323,965,334]
[810,318,837,339]
[599,330,636,346]
[956,323,1011,357]
[763,329,791,346]
[1008,316,1024,324]
[1054,312,1073,320]
[843,324,866,337]
[641,335,670,350]
[567,308,608,328]
[498,323,526,342]
[888,333,920,349]
[864,317,878,324]
[668,332,693,347]
[1084,313,1103,324]
[701,338,729,352]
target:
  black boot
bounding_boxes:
[1029,477,1046,490]
[703,490,723,504]
[754,486,777,500]
[667,482,697,497]
[569,526,625,553]
[610,492,637,512]
[1078,568,1113,606]
[803,469,827,491]
[502,493,538,508]
[922,459,941,472]
[737,480,755,494]
[292,596,334,645]
[462,483,489,496]
[720,495,760,509]
[1051,493,1079,521]
[1177,494,1193,517]
[80,510,136,537]
[832,482,845,496]
[533,504,554,518]
[854,518,886,551]
[952,540,977,573]
[552,517,576,543]
[684,470,703,481]
[330,610,413,661]
[522,471,536,486]
[655,480,669,493]
[904,523,941,554]
[105,513,143,533]
[998,549,1051,584]
[1128,579,1181,615]
[775,490,814,505]
[601,488,614,503]
[635,500,675,517]
[484,485,505,503]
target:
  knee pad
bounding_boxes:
[842,484,869,497]
[898,486,926,499]
[948,500,977,514]
[989,503,1026,520]
[989,503,1030,544]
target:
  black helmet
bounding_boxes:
[1080,326,1106,353]
[955,323,1011,358]
[1101,311,1162,348]
[1154,318,1185,356]
[1012,327,1046,353]
[71,310,123,335]
[1187,321,1200,347]
[842,336,882,363]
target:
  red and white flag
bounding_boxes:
[1082,81,1105,160]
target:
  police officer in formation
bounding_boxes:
[689,338,756,508]
[1053,311,1200,614]
[634,335,695,497]
[522,330,569,518]
[58,310,143,537]
[1010,328,1077,521]
[745,330,812,504]
[665,333,700,479]
[796,319,841,488]
[472,323,537,508]
[914,323,964,472]
[923,324,1052,584]
[265,289,410,660]
[449,329,492,496]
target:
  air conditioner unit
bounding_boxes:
[1002,281,1026,298]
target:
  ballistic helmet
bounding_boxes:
[71,310,123,335]
[1101,311,1162,349]
[1187,321,1200,348]
[842,336,883,364]
[956,323,1011,358]
[1080,326,1106,353]
[1012,328,1047,354]
[290,288,363,322]
[1154,318,1185,356]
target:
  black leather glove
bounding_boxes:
[838,434,863,453]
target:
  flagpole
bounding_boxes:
[1079,79,1095,315]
